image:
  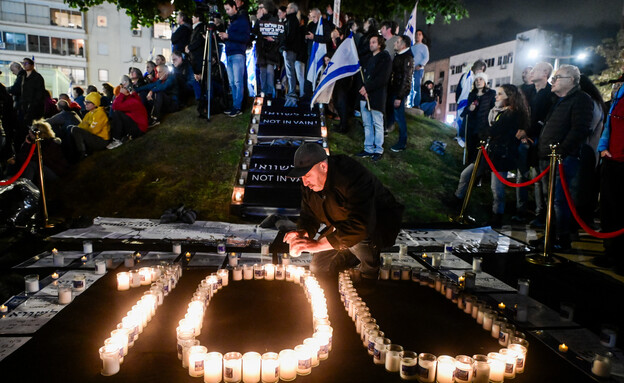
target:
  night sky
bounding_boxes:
[421,0,622,69]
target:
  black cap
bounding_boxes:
[287,143,328,177]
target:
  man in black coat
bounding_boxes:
[186,13,206,77]
[253,1,284,98]
[15,58,45,127]
[304,8,333,99]
[171,12,192,54]
[387,36,414,152]
[355,35,392,161]
[285,143,403,278]
[536,64,594,250]
[282,2,304,104]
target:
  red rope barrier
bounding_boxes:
[481,146,550,187]
[558,163,624,239]
[0,143,37,186]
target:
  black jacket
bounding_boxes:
[254,14,284,67]
[298,155,403,249]
[19,70,46,124]
[171,23,192,53]
[487,109,521,172]
[357,50,392,112]
[283,13,303,55]
[537,85,594,159]
[462,88,496,139]
[188,23,206,74]
[527,83,555,139]
[306,20,333,61]
[389,49,414,101]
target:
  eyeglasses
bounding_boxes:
[552,75,572,82]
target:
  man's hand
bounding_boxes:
[284,230,308,244]
[194,74,201,82]
[147,91,154,101]
[601,150,612,158]
[515,129,527,140]
[305,32,314,40]
[394,99,401,108]
[359,86,367,98]
[219,32,228,40]
[265,36,275,42]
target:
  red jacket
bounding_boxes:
[112,92,149,132]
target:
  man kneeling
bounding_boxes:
[284,143,403,278]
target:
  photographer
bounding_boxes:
[106,76,148,150]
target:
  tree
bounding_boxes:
[592,29,624,102]
[331,0,467,25]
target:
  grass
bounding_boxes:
[46,104,493,225]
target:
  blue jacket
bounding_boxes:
[225,13,251,56]
[136,74,179,103]
[598,84,624,152]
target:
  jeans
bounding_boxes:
[392,99,407,148]
[491,171,507,215]
[539,156,580,238]
[295,61,306,98]
[226,54,245,110]
[409,68,424,108]
[360,101,384,154]
[283,51,298,99]
[310,239,380,277]
[258,64,276,98]
[420,101,436,117]
[455,161,485,199]
[515,143,531,214]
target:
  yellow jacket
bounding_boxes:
[78,107,110,141]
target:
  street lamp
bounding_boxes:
[527,49,590,70]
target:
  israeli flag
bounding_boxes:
[311,33,360,107]
[454,70,474,135]
[403,2,418,44]
[246,43,257,97]
[306,17,327,90]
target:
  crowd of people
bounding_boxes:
[0,2,622,274]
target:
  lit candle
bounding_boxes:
[52,249,64,267]
[385,344,403,372]
[264,264,275,280]
[498,302,506,310]
[117,272,130,291]
[58,285,72,304]
[110,328,129,356]
[189,345,208,377]
[228,252,238,267]
[181,339,200,369]
[278,349,297,381]
[204,352,223,383]
[243,265,253,280]
[253,264,264,280]
[499,348,518,379]
[508,344,527,374]
[223,352,242,383]
[139,267,152,285]
[295,345,312,376]
[51,272,59,279]
[129,270,141,288]
[233,266,243,281]
[472,354,490,383]
[303,338,320,367]
[436,355,455,383]
[261,352,279,383]
[454,355,474,382]
[0,305,7,313]
[558,343,568,352]
[99,344,121,376]
[487,353,505,383]
[218,269,229,286]
[242,351,261,382]
[81,255,87,262]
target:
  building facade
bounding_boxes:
[423,58,449,123]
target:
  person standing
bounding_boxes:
[15,58,46,127]
[355,35,392,161]
[380,21,399,59]
[253,1,284,98]
[408,29,429,109]
[219,0,251,117]
[388,36,414,152]
[284,143,403,278]
[536,64,593,251]
[282,2,304,105]
[171,12,192,54]
[454,60,486,145]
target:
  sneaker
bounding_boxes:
[106,138,123,150]
[149,118,160,128]
[223,109,233,116]
[355,150,374,158]
[371,153,383,161]
[228,109,242,117]
[390,145,405,152]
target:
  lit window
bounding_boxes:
[98,69,109,82]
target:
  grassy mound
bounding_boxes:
[47,105,491,224]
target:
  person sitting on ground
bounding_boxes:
[106,76,148,150]
[171,51,197,105]
[144,61,158,83]
[154,54,167,66]
[135,64,179,126]
[45,99,82,160]
[129,67,149,108]
[87,85,98,96]
[59,93,82,113]
[43,90,57,118]
[14,119,69,183]
[101,82,115,107]
[72,86,86,111]
[419,80,437,117]
[70,91,110,159]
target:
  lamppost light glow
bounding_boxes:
[528,49,540,59]
[577,52,588,60]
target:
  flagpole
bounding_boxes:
[359,68,371,111]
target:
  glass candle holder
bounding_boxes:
[380,266,390,280]
[453,355,474,383]
[313,331,330,360]
[261,352,279,383]
[228,252,238,267]
[264,264,275,280]
[58,284,72,305]
[373,337,392,365]
[491,318,508,339]
[399,243,408,258]
[110,329,129,356]
[233,266,243,281]
[499,348,518,379]
[189,345,208,377]
[242,351,261,382]
[294,345,312,375]
[398,350,419,381]
[243,264,253,280]
[24,274,39,293]
[204,352,223,383]
[436,355,456,383]
[129,269,141,288]
[278,349,297,381]
[385,344,403,372]
[472,256,483,272]
[472,354,490,383]
[217,269,229,286]
[414,352,436,382]
[275,265,285,280]
[124,253,134,268]
[482,310,495,331]
[218,242,227,254]
[303,338,320,367]
[95,259,106,275]
[139,267,152,285]
[83,240,93,254]
[181,339,200,369]
[411,267,421,283]
[487,353,505,383]
[517,278,530,295]
[390,266,401,281]
[365,327,381,351]
[253,264,265,280]
[508,344,527,374]
[53,251,64,267]
[498,323,516,347]
[381,253,393,267]
[592,351,613,378]
[223,351,243,383]
[99,344,121,376]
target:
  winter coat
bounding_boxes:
[78,107,110,141]
[254,13,284,66]
[357,50,392,112]
[171,23,192,53]
[487,109,521,172]
[188,22,206,74]
[112,92,149,133]
[224,13,251,57]
[20,70,46,124]
[388,49,414,101]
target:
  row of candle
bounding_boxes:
[338,271,530,382]
[116,263,176,290]
[99,264,182,376]
[176,267,332,382]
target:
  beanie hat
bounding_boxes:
[474,72,489,84]
[85,91,101,107]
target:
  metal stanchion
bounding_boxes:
[527,144,560,266]
[451,141,486,225]
[35,131,54,229]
